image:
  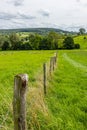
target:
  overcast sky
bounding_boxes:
[0,0,87,31]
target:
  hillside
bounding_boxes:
[0,28,75,35]
[74,35,87,49]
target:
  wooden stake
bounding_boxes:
[13,74,28,130]
[43,63,47,95]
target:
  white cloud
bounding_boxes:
[0,0,87,31]
[6,0,24,6]
[38,9,50,17]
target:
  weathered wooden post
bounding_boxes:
[52,57,55,71]
[13,74,28,130]
[50,57,53,75]
[43,63,47,95]
[56,52,58,63]
[54,52,57,65]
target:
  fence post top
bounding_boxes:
[43,63,46,65]
[15,74,28,82]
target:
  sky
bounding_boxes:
[0,0,87,31]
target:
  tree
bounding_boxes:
[39,31,58,50]
[79,28,86,34]
[21,42,32,50]
[2,41,10,50]
[29,33,41,50]
[9,33,20,50]
[63,37,75,49]
[39,37,49,50]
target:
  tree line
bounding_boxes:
[0,31,80,51]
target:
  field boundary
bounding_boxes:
[13,52,58,130]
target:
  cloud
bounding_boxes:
[17,12,36,20]
[6,0,24,6]
[0,12,16,20]
[0,12,36,20]
[76,0,80,2]
[38,9,50,17]
[13,0,24,6]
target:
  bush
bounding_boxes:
[84,37,86,39]
[74,44,80,49]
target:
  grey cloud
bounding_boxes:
[38,9,50,17]
[6,0,24,6]
[13,0,24,6]
[0,12,36,20]
[76,0,80,2]
[17,13,36,20]
[0,12,16,20]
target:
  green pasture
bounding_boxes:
[0,50,87,130]
[0,50,54,130]
[46,50,87,130]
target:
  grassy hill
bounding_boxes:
[0,28,74,35]
[74,35,87,49]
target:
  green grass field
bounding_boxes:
[0,50,54,130]
[0,50,87,130]
[46,50,87,130]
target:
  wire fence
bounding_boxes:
[0,52,58,130]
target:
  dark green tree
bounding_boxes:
[63,37,75,49]
[2,41,10,50]
[39,31,58,50]
[21,42,32,50]
[29,33,41,50]
[47,31,58,49]
[79,28,86,34]
[39,37,49,50]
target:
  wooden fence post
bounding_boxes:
[13,74,28,130]
[50,57,53,75]
[52,57,55,71]
[55,56,57,65]
[54,52,57,64]
[43,63,47,95]
[56,52,58,63]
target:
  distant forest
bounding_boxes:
[0,28,81,50]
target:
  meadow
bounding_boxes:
[0,50,54,130]
[0,50,87,130]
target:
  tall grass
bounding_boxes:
[46,50,87,130]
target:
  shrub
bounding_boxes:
[84,37,86,39]
[74,44,80,49]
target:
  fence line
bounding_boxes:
[0,51,58,130]
[43,53,57,96]
[13,52,58,130]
